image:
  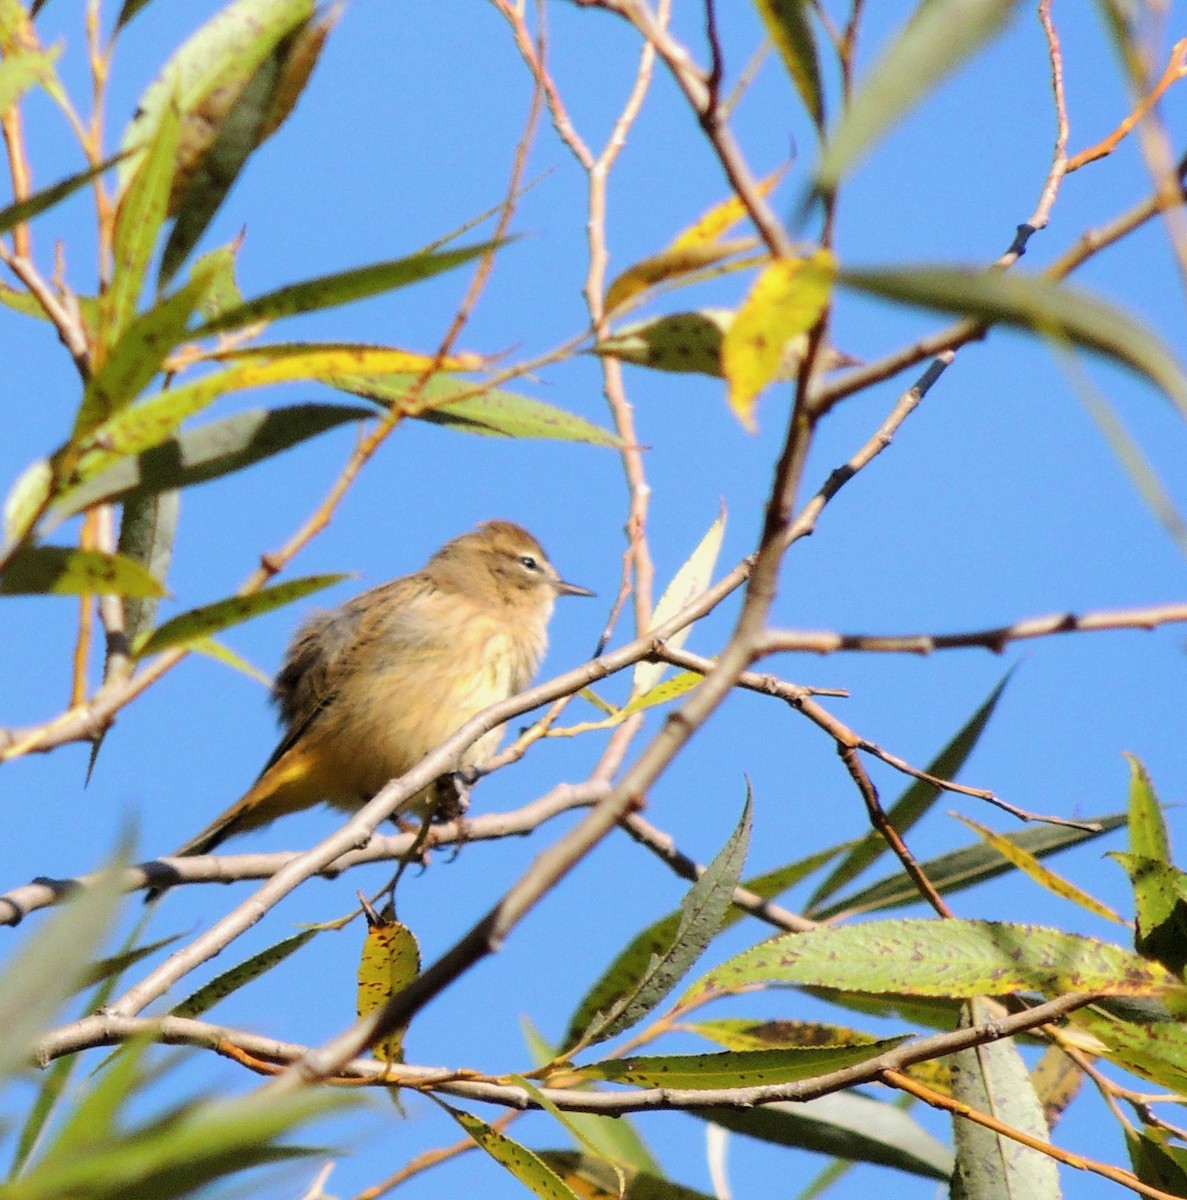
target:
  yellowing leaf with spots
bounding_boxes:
[357,911,421,1065]
[723,249,836,430]
[669,164,787,251]
[603,239,755,314]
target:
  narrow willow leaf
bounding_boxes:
[604,239,754,314]
[571,792,751,1050]
[578,1039,908,1088]
[191,240,244,321]
[0,153,125,239]
[212,341,483,376]
[753,0,823,127]
[723,250,836,430]
[537,1152,718,1200]
[669,166,786,250]
[55,403,373,517]
[1072,1007,1187,1094]
[444,1104,584,1200]
[195,239,503,336]
[0,46,59,114]
[1109,853,1187,975]
[117,0,315,190]
[950,997,1061,1200]
[1126,753,1170,864]
[802,987,969,1033]
[620,671,701,717]
[0,546,166,598]
[596,309,738,377]
[817,0,1021,189]
[698,1092,953,1181]
[687,1017,881,1052]
[808,672,1012,910]
[117,490,179,651]
[115,0,155,28]
[633,506,725,694]
[337,372,624,445]
[171,931,317,1019]
[357,913,422,1065]
[687,918,1178,1002]
[189,635,270,685]
[103,98,181,347]
[955,813,1124,923]
[134,573,347,657]
[842,265,1187,418]
[3,457,53,550]
[1126,1127,1187,1195]
[562,839,848,1051]
[812,811,1128,921]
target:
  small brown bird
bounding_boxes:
[165,520,592,866]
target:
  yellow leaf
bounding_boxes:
[670,163,788,251]
[357,909,421,1065]
[604,239,754,314]
[722,249,836,431]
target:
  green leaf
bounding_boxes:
[56,403,373,518]
[817,0,1022,189]
[134,573,346,657]
[753,0,823,128]
[1126,1127,1187,1196]
[633,506,725,694]
[0,46,60,115]
[686,918,1178,1002]
[1109,853,1187,975]
[444,1104,584,1200]
[808,673,1011,910]
[2,457,53,551]
[578,1039,909,1088]
[537,1152,719,1200]
[1125,753,1170,864]
[103,97,181,346]
[698,1092,953,1181]
[562,839,848,1051]
[620,672,702,718]
[0,546,167,598]
[188,635,270,685]
[191,240,244,322]
[687,1017,882,1052]
[568,791,752,1050]
[172,930,318,1019]
[949,998,1061,1199]
[0,153,126,239]
[841,265,1187,419]
[1073,1006,1187,1094]
[811,811,1127,921]
[116,490,179,652]
[195,239,504,336]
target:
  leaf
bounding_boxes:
[723,250,836,430]
[2,457,53,551]
[116,490,179,651]
[211,340,484,377]
[841,265,1187,419]
[191,240,244,322]
[1126,1127,1187,1196]
[537,1152,718,1200]
[633,506,725,694]
[444,1104,585,1200]
[1072,1006,1187,1094]
[1109,854,1187,975]
[195,239,504,336]
[698,1092,954,1181]
[357,912,421,1064]
[669,166,787,250]
[562,839,848,1051]
[753,0,823,128]
[0,153,126,239]
[0,546,167,597]
[604,239,755,314]
[808,672,1012,910]
[687,1017,882,1052]
[955,813,1125,923]
[596,309,739,377]
[812,811,1128,921]
[134,573,347,657]
[620,672,702,717]
[949,998,1062,1199]
[568,791,752,1051]
[687,919,1180,1003]
[578,1039,909,1088]
[188,635,271,685]
[342,374,623,445]
[55,403,374,517]
[102,97,181,347]
[1125,753,1171,864]
[172,930,318,1019]
[0,46,60,115]
[817,0,1022,189]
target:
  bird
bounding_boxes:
[154,520,592,884]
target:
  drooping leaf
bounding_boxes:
[723,250,836,430]
[568,792,752,1050]
[194,239,504,336]
[812,811,1127,921]
[808,672,1012,910]
[134,573,347,657]
[188,635,270,685]
[753,0,823,128]
[0,546,166,598]
[357,911,422,1065]
[633,506,725,694]
[817,0,1022,189]
[55,403,373,517]
[685,919,1178,1003]
[841,265,1187,419]
[171,930,318,1019]
[949,998,1061,1199]
[699,1092,954,1181]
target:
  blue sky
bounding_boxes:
[2,2,1186,1197]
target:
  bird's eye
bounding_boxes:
[519,555,540,572]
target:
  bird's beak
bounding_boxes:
[556,578,595,598]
